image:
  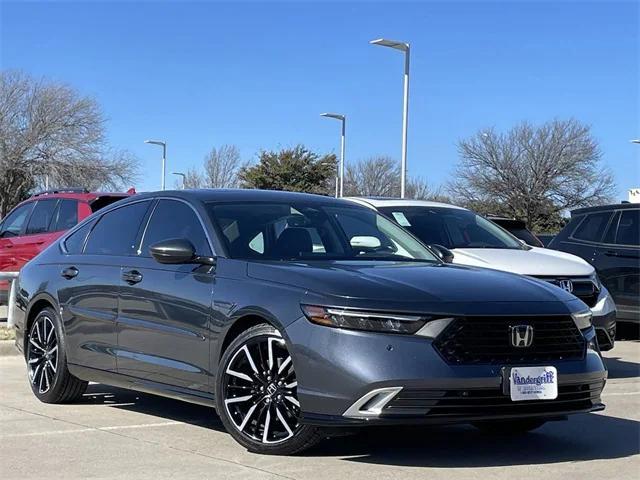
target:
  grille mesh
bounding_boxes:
[433,315,585,365]
[384,382,603,417]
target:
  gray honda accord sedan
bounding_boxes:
[13,189,606,454]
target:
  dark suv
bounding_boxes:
[13,189,605,455]
[0,188,131,304]
[549,203,639,325]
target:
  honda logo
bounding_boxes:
[558,279,574,293]
[510,325,534,348]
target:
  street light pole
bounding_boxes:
[145,140,167,190]
[172,172,186,189]
[320,113,346,197]
[370,38,411,198]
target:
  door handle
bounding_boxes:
[122,270,143,285]
[604,251,618,257]
[61,266,79,279]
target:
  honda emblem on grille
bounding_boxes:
[558,279,573,293]
[510,325,534,348]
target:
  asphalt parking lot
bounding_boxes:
[0,341,638,480]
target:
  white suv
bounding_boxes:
[346,198,617,350]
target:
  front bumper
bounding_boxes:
[591,287,617,351]
[286,317,606,427]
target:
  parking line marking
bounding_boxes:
[0,421,183,438]
[603,391,640,396]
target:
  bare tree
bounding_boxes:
[450,119,616,231]
[344,156,399,197]
[406,177,451,202]
[204,144,242,188]
[0,71,139,215]
[344,156,447,201]
[181,168,205,189]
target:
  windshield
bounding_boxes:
[379,206,524,250]
[207,202,439,262]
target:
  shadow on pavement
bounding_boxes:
[80,383,639,467]
[308,413,640,467]
[81,383,226,432]
[604,356,640,379]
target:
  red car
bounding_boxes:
[0,188,133,304]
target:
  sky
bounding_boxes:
[1,0,639,199]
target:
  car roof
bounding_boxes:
[571,202,639,215]
[26,189,130,203]
[124,188,355,206]
[343,197,467,210]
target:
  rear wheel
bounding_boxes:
[215,323,324,454]
[27,307,87,403]
[472,419,546,435]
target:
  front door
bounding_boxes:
[117,199,214,392]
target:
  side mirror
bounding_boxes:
[149,238,215,265]
[429,244,454,263]
[350,236,382,249]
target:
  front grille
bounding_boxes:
[383,381,603,417]
[433,315,585,365]
[533,276,599,308]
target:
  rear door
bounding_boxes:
[117,199,214,392]
[59,200,151,372]
[9,199,60,270]
[557,210,614,264]
[594,209,640,321]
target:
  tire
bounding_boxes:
[215,323,324,455]
[26,307,88,404]
[472,418,547,435]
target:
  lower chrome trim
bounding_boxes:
[343,387,403,418]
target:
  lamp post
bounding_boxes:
[145,140,167,190]
[172,172,186,189]
[320,113,346,197]
[370,38,410,198]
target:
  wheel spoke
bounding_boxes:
[47,345,58,355]
[238,403,259,431]
[277,356,291,375]
[225,394,254,405]
[47,359,57,373]
[36,321,43,345]
[30,337,44,352]
[285,381,297,388]
[226,368,253,383]
[242,345,259,374]
[284,395,299,407]
[275,406,293,437]
[28,357,41,364]
[46,322,54,344]
[262,408,272,443]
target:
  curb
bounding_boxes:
[0,340,19,357]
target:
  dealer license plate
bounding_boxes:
[508,366,558,401]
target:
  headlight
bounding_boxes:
[301,305,431,334]
[571,310,592,329]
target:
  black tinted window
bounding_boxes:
[572,212,612,242]
[602,211,621,244]
[0,202,35,238]
[25,200,58,235]
[63,219,95,254]
[52,199,78,231]
[616,210,639,246]
[85,201,150,255]
[140,200,211,256]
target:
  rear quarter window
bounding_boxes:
[571,211,612,242]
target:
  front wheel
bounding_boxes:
[472,418,546,435]
[215,323,324,454]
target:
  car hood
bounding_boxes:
[247,260,578,313]
[451,247,594,277]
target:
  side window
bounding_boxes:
[140,200,211,257]
[0,202,35,238]
[63,219,96,254]
[602,211,621,244]
[25,200,59,235]
[85,201,150,256]
[571,212,612,242]
[615,210,640,246]
[52,199,79,231]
